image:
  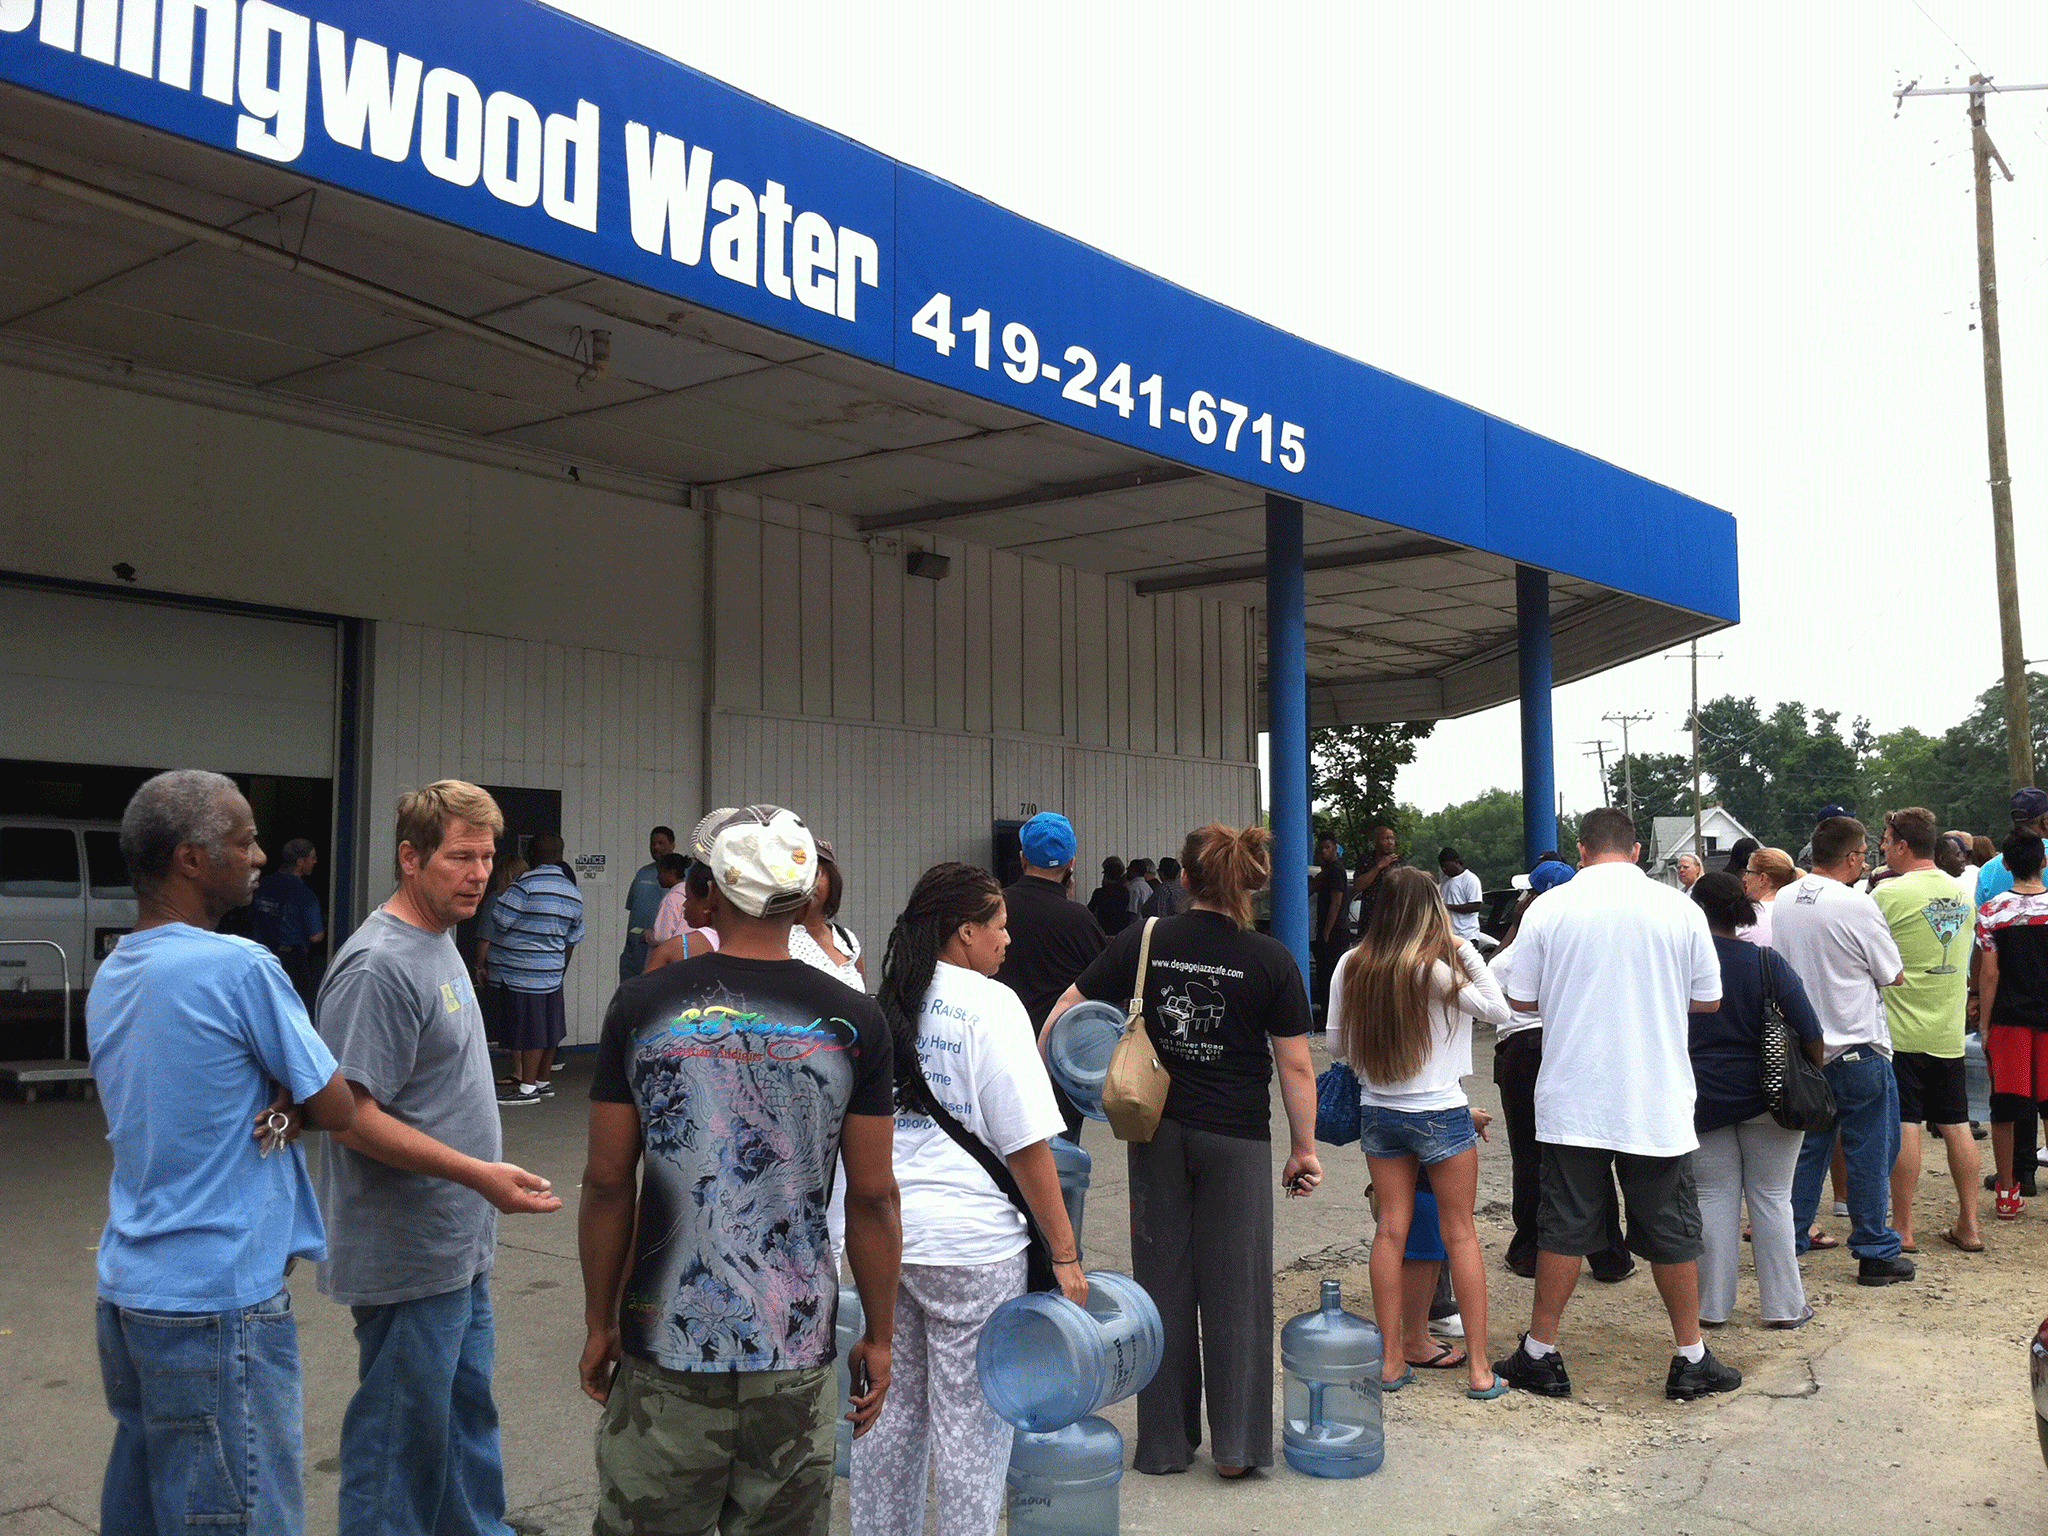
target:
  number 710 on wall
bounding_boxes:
[910,291,1305,473]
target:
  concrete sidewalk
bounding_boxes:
[4,1034,2044,1535]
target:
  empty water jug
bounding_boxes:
[1006,1416,1124,1536]
[833,1280,865,1477]
[977,1270,1162,1432]
[1281,1278,1384,1478]
[1050,1135,1091,1262]
[1045,1000,1127,1121]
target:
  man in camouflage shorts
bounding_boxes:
[578,806,902,1536]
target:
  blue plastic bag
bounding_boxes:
[1315,1058,1361,1146]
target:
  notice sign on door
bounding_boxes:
[572,852,610,887]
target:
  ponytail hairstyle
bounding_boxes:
[876,862,1004,1103]
[1179,823,1272,928]
[1337,865,1461,1085]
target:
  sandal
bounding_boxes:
[1467,1373,1511,1400]
[1410,1343,1467,1369]
[1805,1231,1841,1251]
[1380,1367,1416,1393]
[1997,1183,2026,1220]
[1766,1305,1815,1330]
[1939,1226,1986,1253]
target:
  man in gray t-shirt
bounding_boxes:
[315,782,562,1536]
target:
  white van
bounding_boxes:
[0,819,138,999]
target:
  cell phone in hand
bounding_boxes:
[851,1358,870,1397]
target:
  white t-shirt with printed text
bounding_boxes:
[1514,860,1722,1157]
[893,962,1064,1267]
[1767,873,1903,1060]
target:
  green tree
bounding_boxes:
[1309,721,1434,858]
[1927,671,2048,833]
[1403,788,1580,890]
[1692,697,1871,851]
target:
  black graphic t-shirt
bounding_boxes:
[590,953,893,1372]
[1073,910,1310,1139]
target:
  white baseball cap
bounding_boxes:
[701,805,818,918]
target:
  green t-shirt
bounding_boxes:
[1872,868,1975,1056]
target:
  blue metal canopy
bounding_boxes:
[0,0,1737,627]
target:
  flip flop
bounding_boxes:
[1805,1232,1841,1251]
[1410,1343,1467,1370]
[1899,1242,1919,1254]
[1467,1373,1511,1400]
[1766,1305,1816,1331]
[1939,1227,1986,1253]
[1380,1367,1416,1393]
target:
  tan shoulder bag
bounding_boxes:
[1102,918,1170,1142]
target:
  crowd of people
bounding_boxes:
[80,766,2048,1535]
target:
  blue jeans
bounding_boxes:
[339,1273,512,1536]
[97,1287,303,1536]
[1357,1103,1480,1165]
[1791,1049,1902,1260]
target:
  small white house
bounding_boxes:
[1649,807,1757,885]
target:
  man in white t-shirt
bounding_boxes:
[1493,808,1733,1402]
[1772,816,1912,1285]
[1438,848,1485,943]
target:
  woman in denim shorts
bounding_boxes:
[1330,867,1511,1399]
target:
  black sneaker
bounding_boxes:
[1491,1336,1572,1398]
[535,1079,556,1099]
[1857,1253,1917,1286]
[496,1083,540,1108]
[1665,1347,1741,1401]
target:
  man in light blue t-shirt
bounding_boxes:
[1978,788,2048,907]
[89,771,353,1536]
[617,825,673,983]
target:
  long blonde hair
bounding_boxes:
[1337,865,1461,1084]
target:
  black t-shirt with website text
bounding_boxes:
[1073,910,1309,1139]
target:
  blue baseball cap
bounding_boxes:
[1528,860,1575,893]
[1019,812,1077,868]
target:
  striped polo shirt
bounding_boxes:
[489,864,586,993]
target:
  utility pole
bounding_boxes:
[1602,712,1653,826]
[1581,739,1613,807]
[1665,644,1721,865]
[1897,74,2040,789]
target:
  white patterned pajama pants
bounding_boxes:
[849,1252,1027,1536]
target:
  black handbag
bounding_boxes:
[1757,947,1838,1135]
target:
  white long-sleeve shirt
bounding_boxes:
[1332,939,1509,1112]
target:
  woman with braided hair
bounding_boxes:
[850,862,1085,1536]
[1042,823,1323,1480]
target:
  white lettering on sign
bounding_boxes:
[913,288,1307,471]
[623,121,878,321]
[7,0,881,327]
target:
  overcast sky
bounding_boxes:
[550,0,2047,819]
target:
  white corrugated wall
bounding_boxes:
[362,621,705,1045]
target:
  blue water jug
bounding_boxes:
[1281,1279,1384,1478]
[833,1280,865,1477]
[1006,1416,1124,1536]
[977,1270,1162,1432]
[1045,1000,1127,1121]
[1050,1135,1092,1262]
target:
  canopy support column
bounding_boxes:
[1267,494,1309,980]
[1517,564,1557,867]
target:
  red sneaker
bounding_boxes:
[1996,1182,2025,1220]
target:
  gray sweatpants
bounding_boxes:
[1695,1113,1808,1324]
[1127,1118,1275,1473]
[849,1253,1026,1536]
